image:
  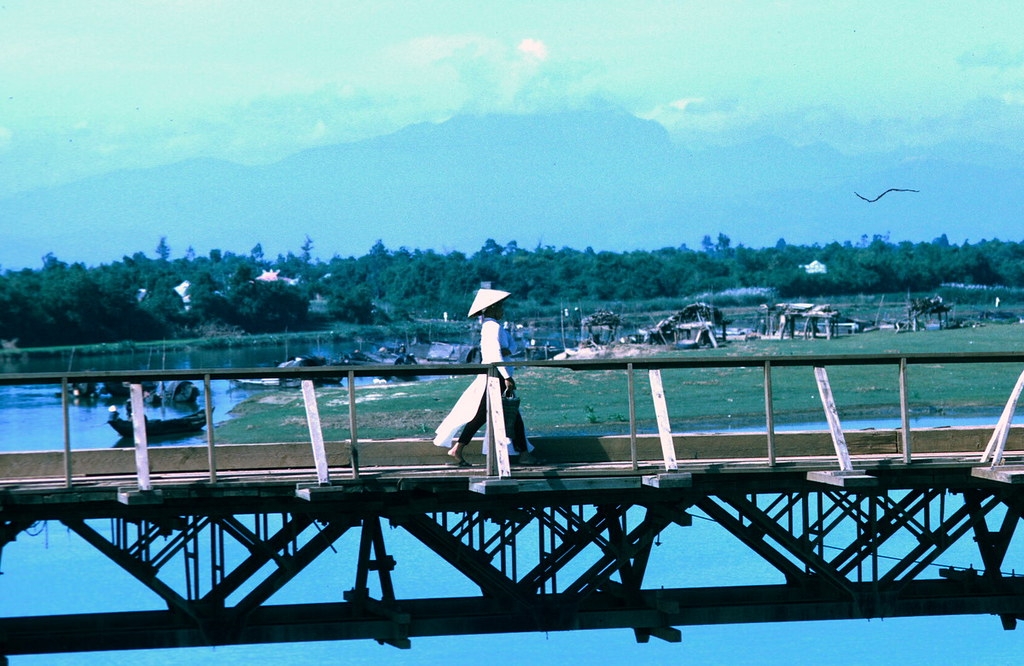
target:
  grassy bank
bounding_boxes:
[214,322,1024,445]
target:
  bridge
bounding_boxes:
[3,352,1024,660]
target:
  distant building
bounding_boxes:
[256,270,299,285]
[802,260,827,274]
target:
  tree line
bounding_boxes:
[2,233,1023,348]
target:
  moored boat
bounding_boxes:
[107,405,207,439]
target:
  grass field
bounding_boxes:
[213,322,1024,444]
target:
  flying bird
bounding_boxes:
[854,188,919,202]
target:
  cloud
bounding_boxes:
[517,38,549,61]
[641,96,747,141]
[386,35,582,116]
[304,120,328,142]
[669,98,705,112]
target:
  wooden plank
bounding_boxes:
[117,487,164,505]
[648,369,678,471]
[972,466,1024,484]
[348,370,360,479]
[763,361,776,466]
[470,476,642,494]
[129,383,151,491]
[627,363,638,471]
[899,357,912,464]
[813,367,853,472]
[806,470,877,488]
[980,368,1024,465]
[204,374,216,483]
[61,377,72,487]
[5,427,1024,486]
[296,482,368,501]
[469,477,520,494]
[514,477,642,492]
[301,379,330,486]
[486,375,512,478]
[642,473,692,489]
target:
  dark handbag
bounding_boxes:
[501,388,520,433]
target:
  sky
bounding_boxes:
[2,1,1024,240]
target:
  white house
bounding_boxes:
[802,260,827,274]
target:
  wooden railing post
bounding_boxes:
[204,374,216,483]
[899,358,912,464]
[764,360,776,467]
[129,383,152,491]
[62,376,72,488]
[485,368,512,478]
[627,363,638,471]
[980,368,1024,466]
[301,379,330,486]
[348,370,360,479]
[813,367,854,473]
[648,369,678,471]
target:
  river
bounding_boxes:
[0,341,446,452]
[2,349,1023,664]
[0,345,297,453]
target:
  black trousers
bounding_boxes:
[456,376,527,453]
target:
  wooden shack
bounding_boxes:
[644,303,725,348]
[582,310,622,345]
[902,295,952,331]
[760,303,841,339]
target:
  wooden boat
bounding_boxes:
[233,355,330,388]
[160,380,200,403]
[107,406,207,439]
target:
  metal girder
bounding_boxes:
[0,519,38,552]
[60,512,358,644]
[695,485,1024,620]
[387,499,690,645]
[6,577,1024,656]
[6,475,1024,657]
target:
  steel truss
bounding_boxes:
[3,475,1024,657]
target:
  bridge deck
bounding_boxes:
[4,355,1024,657]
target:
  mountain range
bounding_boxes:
[2,110,1022,269]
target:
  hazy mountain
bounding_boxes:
[2,110,1022,269]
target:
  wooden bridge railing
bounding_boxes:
[3,351,1024,492]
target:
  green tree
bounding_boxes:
[155,237,171,261]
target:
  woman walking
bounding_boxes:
[433,288,537,466]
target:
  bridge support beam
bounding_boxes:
[4,467,1024,657]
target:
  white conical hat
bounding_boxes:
[467,288,511,317]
